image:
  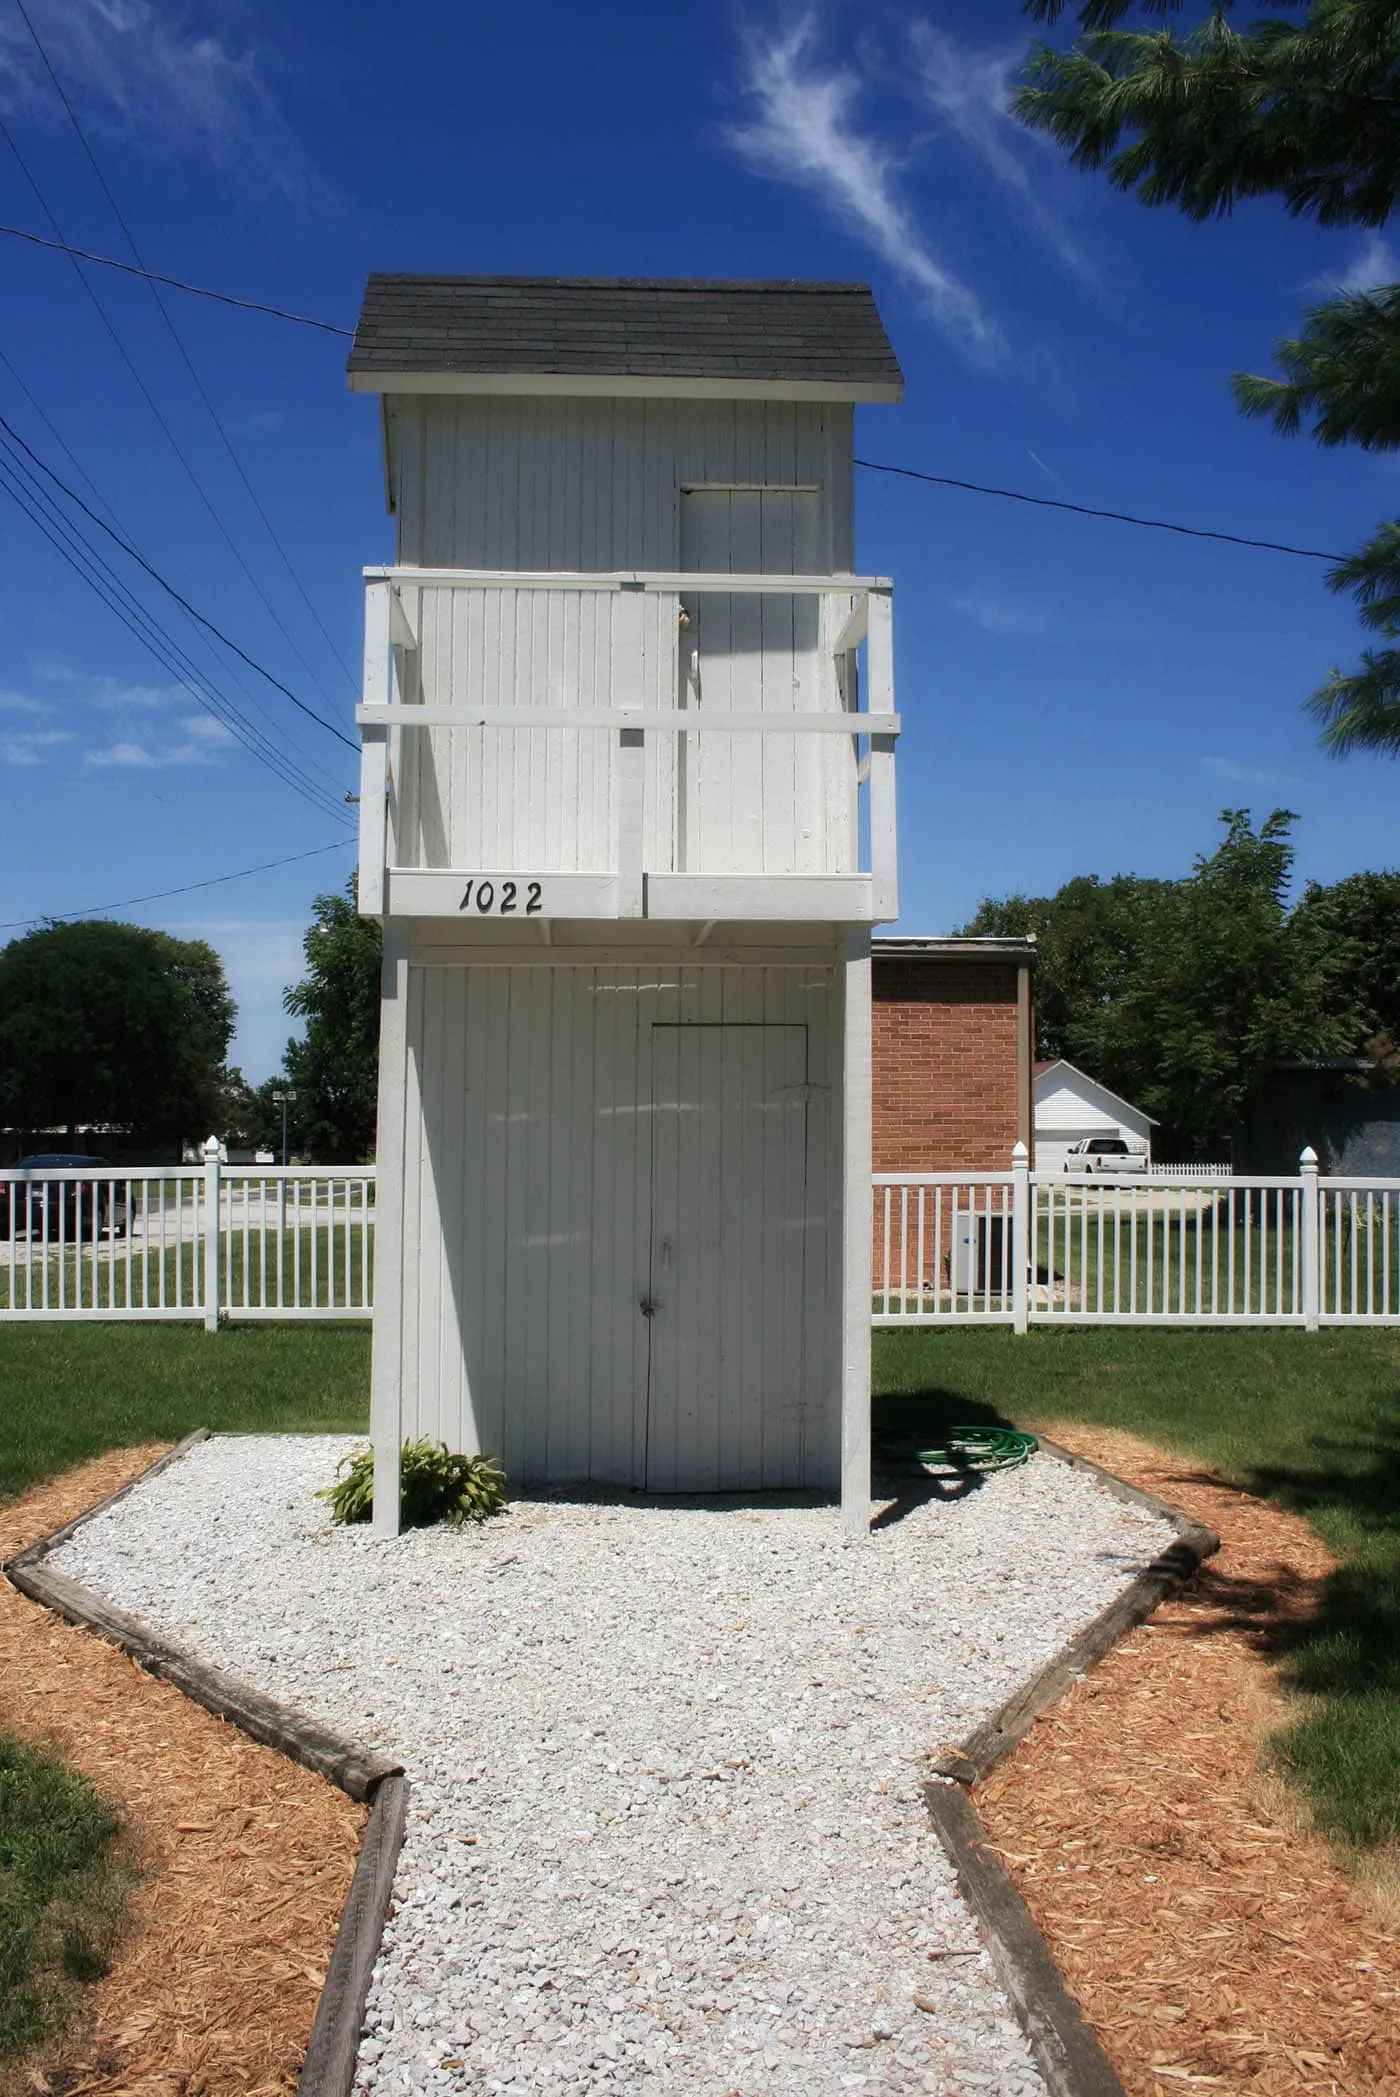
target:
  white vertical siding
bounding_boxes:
[391,397,855,572]
[394,955,840,1489]
[386,396,856,887]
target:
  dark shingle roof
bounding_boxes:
[347,276,902,396]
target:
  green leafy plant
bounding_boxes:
[319,1438,507,1529]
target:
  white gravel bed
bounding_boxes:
[54,1437,1175,2097]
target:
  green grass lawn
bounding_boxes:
[0,1323,370,1501]
[0,1729,135,2060]
[875,1324,1400,1854]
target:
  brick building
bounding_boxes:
[872,936,1035,1171]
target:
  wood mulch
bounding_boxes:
[0,1448,367,2097]
[977,1423,1400,2097]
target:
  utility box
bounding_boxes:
[950,1213,1014,1296]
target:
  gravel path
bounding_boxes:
[54,1437,1175,2097]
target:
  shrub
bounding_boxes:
[319,1439,507,1529]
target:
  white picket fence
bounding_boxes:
[8,1141,1396,1333]
[0,1145,374,1323]
[874,1145,1400,1328]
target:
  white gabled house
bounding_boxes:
[350,276,903,1535]
[1033,1058,1155,1170]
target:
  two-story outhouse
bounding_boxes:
[349,276,903,1534]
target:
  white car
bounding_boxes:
[1062,1136,1148,1175]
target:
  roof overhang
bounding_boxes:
[349,370,902,403]
[873,936,1036,961]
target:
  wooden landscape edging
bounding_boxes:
[908,1435,1222,2097]
[2,1432,409,2097]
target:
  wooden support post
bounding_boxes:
[613,584,646,918]
[865,589,898,923]
[841,930,873,1538]
[370,924,410,1536]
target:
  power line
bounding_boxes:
[0,414,357,750]
[0,436,354,822]
[1,211,1351,570]
[0,838,356,933]
[854,457,1346,563]
[11,0,359,694]
[0,222,352,334]
[0,103,349,720]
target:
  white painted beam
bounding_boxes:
[841,930,873,1538]
[370,923,411,1538]
[356,705,900,736]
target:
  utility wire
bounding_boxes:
[0,217,1349,571]
[0,339,127,535]
[0,414,357,750]
[854,458,1346,563]
[0,459,352,826]
[0,838,355,933]
[0,346,348,776]
[0,222,352,334]
[0,102,349,722]
[11,0,359,693]
[0,436,354,822]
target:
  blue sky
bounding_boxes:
[0,0,1395,1079]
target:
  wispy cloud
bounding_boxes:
[1325,234,1400,297]
[906,23,1097,290]
[950,588,1049,636]
[0,0,318,199]
[0,689,49,714]
[727,17,1000,361]
[85,734,219,768]
[1203,755,1305,790]
[1,728,70,765]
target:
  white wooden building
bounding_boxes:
[1033,1059,1155,1170]
[350,277,903,1534]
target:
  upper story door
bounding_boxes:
[679,488,831,878]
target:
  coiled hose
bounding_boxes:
[913,1426,1039,1474]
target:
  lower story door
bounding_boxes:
[645,1022,813,1491]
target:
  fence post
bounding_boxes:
[1300,1145,1320,1332]
[202,1136,222,1333]
[1012,1140,1030,1335]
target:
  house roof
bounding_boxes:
[874,936,1035,962]
[347,276,904,401]
[1033,1058,1158,1126]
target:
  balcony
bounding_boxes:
[356,567,898,923]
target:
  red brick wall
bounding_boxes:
[872,956,1023,1172]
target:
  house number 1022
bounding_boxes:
[459,879,543,915]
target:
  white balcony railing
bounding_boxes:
[356,567,898,923]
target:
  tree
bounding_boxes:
[1288,868,1400,1052]
[0,920,235,1144]
[1016,2,1400,755]
[281,882,382,1163]
[963,810,1342,1153]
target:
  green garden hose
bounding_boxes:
[913,1427,1039,1474]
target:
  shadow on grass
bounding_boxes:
[877,1368,1400,1848]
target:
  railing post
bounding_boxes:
[1300,1145,1320,1331]
[865,587,898,923]
[201,1135,222,1332]
[1012,1141,1030,1333]
[358,576,392,916]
